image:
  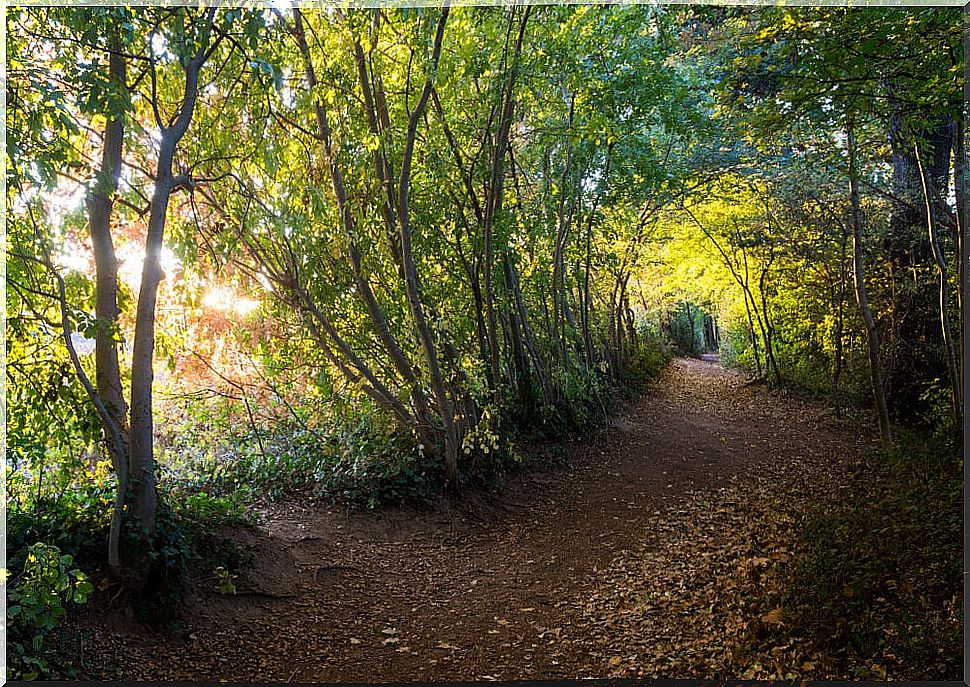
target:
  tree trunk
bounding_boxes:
[394,8,459,482]
[684,301,695,355]
[848,125,893,446]
[507,252,552,406]
[832,220,848,409]
[291,9,436,447]
[916,142,962,425]
[129,149,172,535]
[953,118,966,404]
[743,290,762,377]
[757,256,781,385]
[551,96,576,366]
[130,22,212,536]
[503,253,533,419]
[85,27,128,574]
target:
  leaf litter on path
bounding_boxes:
[69,358,871,681]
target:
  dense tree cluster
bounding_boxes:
[6,3,962,631]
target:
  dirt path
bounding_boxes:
[76,358,871,681]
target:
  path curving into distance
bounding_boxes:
[75,357,871,681]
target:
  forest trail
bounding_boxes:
[77,358,872,681]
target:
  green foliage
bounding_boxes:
[161,403,443,509]
[916,380,959,438]
[624,323,673,389]
[8,463,252,659]
[666,303,709,357]
[6,543,94,680]
[133,491,253,628]
[6,463,114,579]
[157,319,670,510]
[6,7,962,665]
[781,433,962,678]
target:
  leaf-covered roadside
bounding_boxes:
[577,431,961,680]
[781,432,962,679]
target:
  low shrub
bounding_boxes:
[7,458,254,675]
[7,542,94,680]
[780,431,961,679]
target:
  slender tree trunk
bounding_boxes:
[742,290,762,377]
[954,118,966,402]
[394,8,459,482]
[740,244,774,383]
[757,257,781,385]
[486,7,530,422]
[582,218,595,367]
[296,285,417,429]
[916,142,962,424]
[848,125,893,446]
[683,208,765,377]
[833,222,848,409]
[130,17,214,535]
[291,9,436,445]
[703,314,717,353]
[684,301,695,355]
[507,253,552,406]
[85,28,128,574]
[578,146,611,370]
[551,97,576,366]
[129,149,171,535]
[503,253,532,418]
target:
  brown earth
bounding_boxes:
[71,357,872,681]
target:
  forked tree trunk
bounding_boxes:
[130,17,214,536]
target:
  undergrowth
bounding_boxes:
[779,430,962,679]
[159,334,672,511]
[6,336,670,680]
[6,463,252,679]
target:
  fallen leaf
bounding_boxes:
[761,608,784,625]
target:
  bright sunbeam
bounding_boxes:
[202,284,260,317]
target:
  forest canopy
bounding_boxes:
[5,4,964,680]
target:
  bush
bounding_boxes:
[131,490,254,628]
[152,320,673,513]
[7,542,94,680]
[625,322,673,390]
[7,456,254,665]
[780,432,961,679]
